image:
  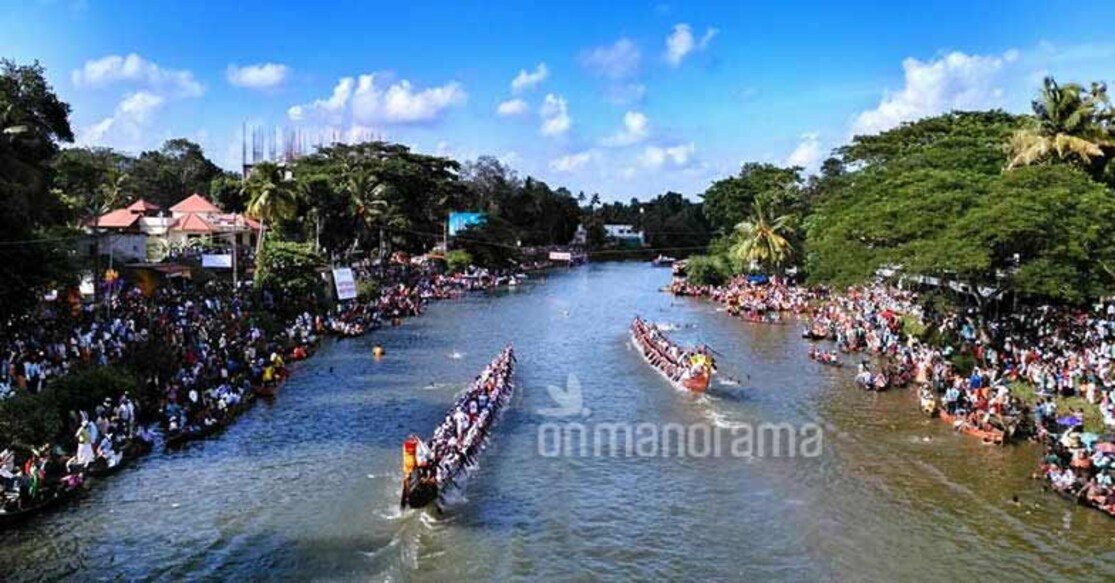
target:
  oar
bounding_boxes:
[702,345,750,383]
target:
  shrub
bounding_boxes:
[686,255,733,286]
[357,279,380,303]
[0,391,62,448]
[50,366,138,416]
[445,249,473,274]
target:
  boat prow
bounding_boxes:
[631,316,716,394]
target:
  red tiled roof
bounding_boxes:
[169,193,221,214]
[126,199,160,213]
[92,208,141,229]
[174,213,213,233]
[242,216,262,231]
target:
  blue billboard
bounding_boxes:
[448,212,487,236]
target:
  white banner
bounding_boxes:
[548,251,572,261]
[332,267,357,300]
[201,254,233,268]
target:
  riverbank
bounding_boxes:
[670,273,1115,519]
[0,265,539,525]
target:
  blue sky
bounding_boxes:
[3,0,1114,200]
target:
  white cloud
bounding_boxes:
[497,98,529,117]
[851,50,1016,136]
[581,38,641,79]
[540,93,571,137]
[550,150,595,172]
[665,24,718,66]
[784,132,822,170]
[602,111,649,146]
[117,91,164,121]
[511,63,549,93]
[606,83,647,105]
[289,74,466,125]
[80,90,166,147]
[700,28,719,50]
[640,142,695,168]
[226,62,290,89]
[379,79,466,123]
[72,53,203,97]
[288,76,354,123]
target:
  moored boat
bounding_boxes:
[651,255,676,267]
[936,408,1006,445]
[0,482,87,527]
[165,392,256,450]
[630,316,713,393]
[400,346,517,509]
[86,434,154,478]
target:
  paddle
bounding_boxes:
[702,345,751,383]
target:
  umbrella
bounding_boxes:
[1057,416,1083,427]
[1094,442,1115,454]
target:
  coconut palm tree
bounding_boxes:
[1008,77,1112,172]
[730,197,795,273]
[339,159,394,260]
[243,162,297,258]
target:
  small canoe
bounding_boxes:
[938,409,1005,445]
[0,484,86,527]
[86,436,153,478]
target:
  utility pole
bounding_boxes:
[231,232,239,289]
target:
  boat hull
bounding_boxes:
[630,329,709,393]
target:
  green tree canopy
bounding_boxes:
[701,163,803,233]
[807,110,1115,304]
[0,60,75,322]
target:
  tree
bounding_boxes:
[244,162,297,260]
[0,60,75,322]
[127,139,222,209]
[684,254,733,286]
[1007,77,1113,180]
[210,171,247,213]
[336,155,400,261]
[730,196,795,272]
[701,163,802,233]
[804,111,1115,306]
[253,239,326,314]
[51,147,133,224]
[455,216,521,269]
[445,249,473,273]
[807,112,1026,290]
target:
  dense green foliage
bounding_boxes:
[684,254,733,286]
[805,110,1115,304]
[455,217,521,269]
[254,239,326,313]
[0,366,137,447]
[445,249,473,273]
[0,60,77,322]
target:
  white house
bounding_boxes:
[604,224,645,246]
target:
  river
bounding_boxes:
[2,263,1112,581]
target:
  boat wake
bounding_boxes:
[705,409,749,430]
[448,351,465,360]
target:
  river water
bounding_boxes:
[2,263,1112,581]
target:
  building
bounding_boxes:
[603,224,645,247]
[571,224,588,246]
[85,194,260,262]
